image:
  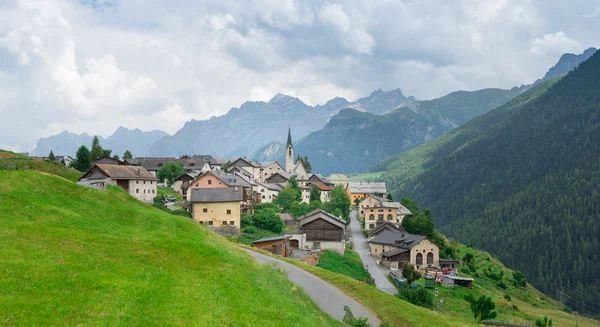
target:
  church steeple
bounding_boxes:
[286,126,294,173]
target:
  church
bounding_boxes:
[285,127,309,180]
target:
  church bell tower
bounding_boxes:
[286,127,294,173]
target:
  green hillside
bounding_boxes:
[0,150,80,182]
[364,50,600,316]
[0,166,342,326]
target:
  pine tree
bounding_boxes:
[48,150,55,161]
[90,136,104,161]
[113,155,120,160]
[123,150,133,160]
[71,145,92,172]
[303,156,312,173]
[386,193,393,201]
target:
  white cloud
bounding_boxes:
[0,0,597,153]
[531,31,584,55]
[583,7,600,18]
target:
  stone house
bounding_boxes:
[286,209,346,254]
[346,181,387,205]
[78,164,158,203]
[368,227,439,270]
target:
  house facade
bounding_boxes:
[256,182,282,203]
[368,228,439,270]
[189,187,243,229]
[78,164,158,202]
[286,209,346,254]
[346,180,387,204]
[364,206,398,230]
[252,235,292,257]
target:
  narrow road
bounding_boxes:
[349,210,398,295]
[244,249,381,326]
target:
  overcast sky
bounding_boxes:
[1,0,599,152]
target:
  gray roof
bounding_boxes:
[348,181,387,194]
[80,164,158,181]
[366,221,404,238]
[189,187,243,203]
[297,209,347,228]
[286,126,293,148]
[253,235,291,243]
[257,182,284,191]
[200,170,252,188]
[369,229,426,250]
[381,247,409,257]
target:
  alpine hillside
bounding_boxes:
[31,126,169,158]
[365,49,600,315]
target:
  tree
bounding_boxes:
[113,154,120,160]
[90,135,104,161]
[102,149,112,158]
[513,270,527,288]
[386,193,393,201]
[123,150,133,160]
[48,150,55,161]
[287,176,302,202]
[275,187,297,212]
[323,185,351,221]
[157,161,185,186]
[303,156,312,173]
[310,184,321,202]
[70,145,92,172]
[402,263,421,285]
[464,295,497,322]
[354,198,361,206]
[253,208,284,233]
[396,288,434,309]
[342,306,371,327]
[289,201,322,218]
[222,160,232,172]
[535,317,553,327]
[332,208,342,218]
[400,197,420,216]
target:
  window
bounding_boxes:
[226,209,231,215]
[144,181,146,184]
[378,214,384,221]
[369,214,375,220]
[203,208,208,213]
[388,209,391,212]
[369,224,374,229]
[136,189,139,194]
[152,190,155,194]
[222,221,227,225]
[262,195,265,199]
[198,221,203,224]
[230,221,235,225]
[143,190,146,194]
[136,181,139,184]
[208,221,213,225]
[195,184,199,187]
[387,214,393,221]
[208,180,212,185]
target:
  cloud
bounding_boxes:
[583,7,600,18]
[0,0,598,152]
[531,31,584,55]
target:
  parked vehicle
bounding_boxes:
[424,272,435,280]
[165,196,177,202]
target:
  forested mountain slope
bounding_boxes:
[368,51,600,315]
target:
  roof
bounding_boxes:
[381,247,409,257]
[279,213,294,221]
[348,181,387,194]
[445,276,475,281]
[327,174,349,182]
[253,235,291,243]
[297,209,347,229]
[174,171,201,182]
[369,229,427,250]
[386,202,413,216]
[193,170,252,188]
[231,157,260,168]
[367,221,404,237]
[257,182,284,191]
[189,187,243,203]
[137,157,177,170]
[310,182,331,191]
[286,126,293,149]
[80,164,158,181]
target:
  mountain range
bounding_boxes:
[146,88,413,157]
[251,48,597,175]
[31,127,169,158]
[367,49,600,314]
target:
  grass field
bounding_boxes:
[0,167,343,326]
[0,150,81,182]
[157,186,183,201]
[317,249,370,280]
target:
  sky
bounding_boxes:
[0,0,599,153]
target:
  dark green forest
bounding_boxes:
[371,50,600,316]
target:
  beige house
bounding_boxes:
[364,206,398,230]
[189,187,243,229]
[78,164,158,203]
[346,181,387,205]
[359,195,412,229]
[256,182,283,203]
[368,226,439,270]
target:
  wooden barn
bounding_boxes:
[286,209,346,254]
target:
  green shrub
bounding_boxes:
[459,266,471,274]
[535,316,553,327]
[153,195,166,204]
[497,281,507,290]
[171,209,191,218]
[342,306,371,327]
[396,288,434,309]
[464,295,497,322]
[243,225,258,234]
[513,270,527,288]
[402,263,421,285]
[503,294,511,301]
[254,202,280,212]
[253,208,284,233]
[512,304,519,311]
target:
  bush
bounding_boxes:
[254,203,280,212]
[535,316,553,327]
[512,304,519,311]
[154,195,166,204]
[513,270,527,288]
[464,295,497,322]
[342,306,371,327]
[396,288,434,309]
[497,281,507,290]
[402,263,421,285]
[253,208,284,233]
[459,266,471,274]
[503,294,511,301]
[171,209,191,218]
[241,214,253,227]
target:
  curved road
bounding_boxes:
[244,249,381,326]
[349,210,397,295]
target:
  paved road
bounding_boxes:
[349,210,398,295]
[244,249,381,326]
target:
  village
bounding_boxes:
[15,127,465,296]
